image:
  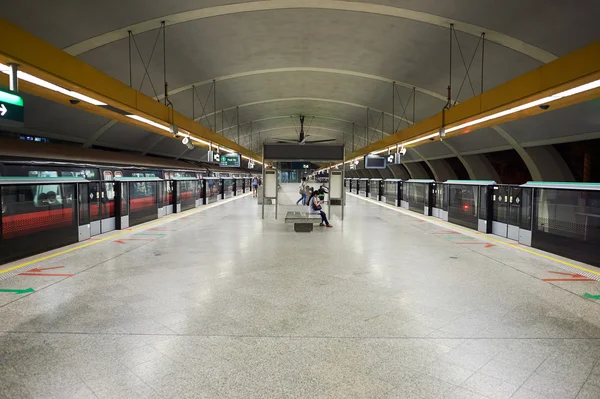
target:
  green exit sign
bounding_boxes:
[0,90,24,123]
[219,153,241,167]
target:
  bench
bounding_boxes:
[285,211,322,232]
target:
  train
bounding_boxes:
[0,138,259,264]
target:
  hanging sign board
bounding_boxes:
[364,154,387,169]
[0,90,24,123]
[219,153,241,167]
[387,153,402,165]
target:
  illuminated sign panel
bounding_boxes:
[0,90,24,123]
[219,153,241,167]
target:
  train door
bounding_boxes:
[78,182,91,241]
[165,173,174,215]
[507,186,522,241]
[492,185,509,237]
[157,180,166,218]
[100,171,116,233]
[518,187,533,246]
[90,181,101,236]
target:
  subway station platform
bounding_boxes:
[1,194,600,399]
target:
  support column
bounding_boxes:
[403,162,430,179]
[389,164,410,179]
[427,159,458,182]
[524,145,575,181]
[412,148,439,180]
[462,154,501,181]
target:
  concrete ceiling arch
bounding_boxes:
[194,97,414,134]
[2,0,597,184]
[63,0,556,62]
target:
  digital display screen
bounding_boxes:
[364,155,386,169]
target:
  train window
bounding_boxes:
[103,171,113,181]
[28,171,59,178]
[35,184,63,206]
[114,171,123,178]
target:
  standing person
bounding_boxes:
[296,177,307,205]
[308,188,332,228]
[251,176,259,198]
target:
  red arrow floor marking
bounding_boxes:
[542,271,595,282]
[19,266,73,277]
[548,271,588,278]
[455,242,496,248]
[28,266,64,273]
[113,238,154,244]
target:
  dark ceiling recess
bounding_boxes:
[397,164,411,180]
[445,157,470,180]
[485,149,532,184]
[418,162,435,180]
[555,139,600,182]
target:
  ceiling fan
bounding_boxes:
[273,115,337,144]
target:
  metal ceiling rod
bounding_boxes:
[194,84,214,130]
[162,21,170,106]
[392,82,395,133]
[130,27,162,99]
[481,32,486,94]
[452,30,484,106]
[128,31,132,87]
[393,83,412,132]
[412,87,416,123]
[213,80,217,134]
[237,106,240,144]
[366,108,369,143]
[447,23,453,110]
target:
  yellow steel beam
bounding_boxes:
[0,18,262,161]
[346,40,600,161]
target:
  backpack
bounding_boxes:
[299,184,305,194]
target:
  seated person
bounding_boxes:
[37,193,49,206]
[46,191,58,204]
[307,188,332,228]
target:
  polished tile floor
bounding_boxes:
[1,194,600,398]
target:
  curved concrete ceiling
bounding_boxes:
[63,0,556,62]
[160,67,446,102]
[217,114,385,135]
[196,97,413,130]
[2,0,598,180]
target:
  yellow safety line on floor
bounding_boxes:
[349,192,600,278]
[0,193,251,275]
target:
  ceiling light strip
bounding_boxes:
[0,63,263,162]
[362,78,600,157]
[127,114,171,132]
[0,63,106,106]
